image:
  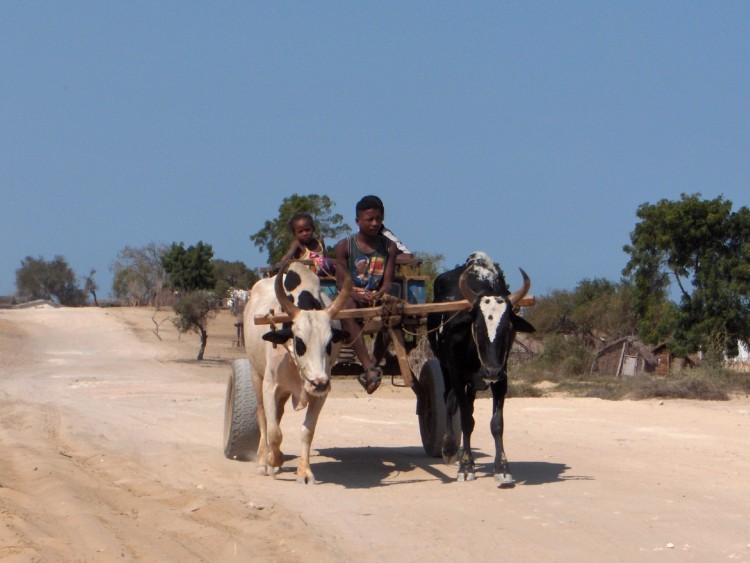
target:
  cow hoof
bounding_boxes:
[264,465,280,478]
[256,463,274,476]
[442,443,459,465]
[495,473,515,488]
[297,474,317,485]
[457,471,476,482]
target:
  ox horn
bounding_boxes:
[274,261,301,319]
[458,268,478,304]
[508,268,531,307]
[326,266,352,318]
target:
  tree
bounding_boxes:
[414,251,444,301]
[250,194,351,265]
[172,290,220,360]
[568,279,637,342]
[15,255,87,306]
[212,259,259,300]
[623,193,750,361]
[84,269,99,306]
[518,278,637,377]
[161,241,216,291]
[526,278,637,345]
[111,243,168,306]
[162,241,218,361]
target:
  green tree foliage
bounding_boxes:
[250,194,351,265]
[172,290,220,360]
[414,251,444,301]
[521,278,636,377]
[212,259,259,299]
[526,278,637,344]
[623,193,750,360]
[533,334,594,376]
[162,241,216,291]
[162,241,219,361]
[111,243,168,306]
[15,255,87,306]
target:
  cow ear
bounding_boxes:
[262,328,293,344]
[331,328,349,343]
[511,314,536,333]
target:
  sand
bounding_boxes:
[1,305,748,561]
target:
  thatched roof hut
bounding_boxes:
[509,334,543,365]
[590,337,657,377]
[652,343,698,375]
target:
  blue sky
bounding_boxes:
[2,2,749,298]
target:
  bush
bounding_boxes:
[507,381,544,398]
[172,290,220,360]
[624,366,750,401]
[625,374,726,401]
[15,255,87,306]
[526,335,593,377]
[505,361,749,401]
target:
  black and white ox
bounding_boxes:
[427,252,535,486]
[244,261,351,483]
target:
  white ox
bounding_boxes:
[243,261,351,483]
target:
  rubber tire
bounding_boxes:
[418,360,451,458]
[223,359,260,461]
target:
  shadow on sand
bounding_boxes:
[273,446,583,489]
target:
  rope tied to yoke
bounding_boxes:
[379,294,468,342]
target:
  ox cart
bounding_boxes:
[223,262,535,462]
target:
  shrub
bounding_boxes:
[507,381,544,398]
[527,335,593,377]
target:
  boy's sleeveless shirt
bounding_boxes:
[348,235,390,291]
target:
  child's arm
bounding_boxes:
[335,239,349,290]
[375,240,398,300]
[279,240,302,264]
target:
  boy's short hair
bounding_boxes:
[355,195,385,217]
[288,212,314,233]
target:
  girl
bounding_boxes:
[279,213,334,276]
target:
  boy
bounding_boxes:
[335,195,398,393]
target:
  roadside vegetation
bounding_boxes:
[507,363,750,401]
[499,192,750,401]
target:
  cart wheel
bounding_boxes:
[223,359,260,461]
[418,360,451,458]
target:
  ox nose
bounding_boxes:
[482,366,505,380]
[312,379,330,393]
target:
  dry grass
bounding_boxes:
[508,362,750,401]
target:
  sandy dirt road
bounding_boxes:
[0,305,749,562]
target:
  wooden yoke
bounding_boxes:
[252,294,534,397]
[252,296,535,326]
